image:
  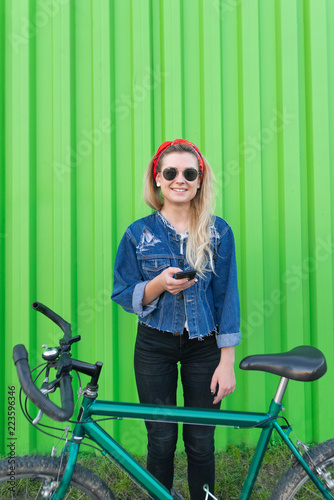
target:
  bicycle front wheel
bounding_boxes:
[270,438,334,499]
[0,455,116,499]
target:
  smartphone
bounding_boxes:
[174,270,197,280]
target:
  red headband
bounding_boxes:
[152,139,205,183]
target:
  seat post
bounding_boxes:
[273,377,289,405]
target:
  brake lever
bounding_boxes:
[31,376,59,425]
[31,336,80,425]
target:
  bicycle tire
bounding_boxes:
[270,438,334,499]
[0,455,116,499]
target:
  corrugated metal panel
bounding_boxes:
[1,0,333,456]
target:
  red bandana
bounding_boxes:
[152,139,205,183]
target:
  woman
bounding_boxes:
[111,139,240,500]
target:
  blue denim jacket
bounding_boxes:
[111,211,241,348]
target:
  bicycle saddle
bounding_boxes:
[239,345,327,381]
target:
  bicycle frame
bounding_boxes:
[51,388,334,500]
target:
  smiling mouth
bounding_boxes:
[171,188,187,192]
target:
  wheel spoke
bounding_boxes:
[293,483,325,499]
[35,481,43,500]
[0,455,113,499]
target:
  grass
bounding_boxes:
[0,440,303,498]
[75,440,292,499]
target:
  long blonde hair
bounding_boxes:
[143,142,216,277]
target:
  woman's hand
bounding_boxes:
[210,346,236,405]
[158,267,197,295]
[142,267,197,306]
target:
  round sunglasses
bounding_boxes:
[162,167,199,182]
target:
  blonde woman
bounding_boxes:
[111,139,240,500]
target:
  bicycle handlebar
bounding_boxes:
[13,344,74,422]
[32,301,72,342]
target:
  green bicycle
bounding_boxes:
[0,301,333,499]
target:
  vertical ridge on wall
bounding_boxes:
[153,0,165,140]
[275,0,286,358]
[198,0,205,148]
[280,0,306,435]
[5,0,36,452]
[113,0,132,417]
[327,2,334,436]
[69,0,78,345]
[303,3,316,429]
[108,0,119,430]
[239,0,266,422]
[179,0,185,138]
[296,0,313,441]
[3,0,13,450]
[258,0,281,416]
[202,1,222,177]
[0,0,5,444]
[307,0,333,442]
[2,0,334,456]
[162,0,182,138]
[28,0,37,452]
[235,0,248,431]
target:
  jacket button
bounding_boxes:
[174,331,181,336]
[179,261,183,266]
[179,294,184,299]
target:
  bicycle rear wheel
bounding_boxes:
[270,438,334,499]
[0,455,115,499]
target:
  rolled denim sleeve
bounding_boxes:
[212,225,241,348]
[132,281,159,317]
[111,229,159,318]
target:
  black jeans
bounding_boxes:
[134,322,221,500]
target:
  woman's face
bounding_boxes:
[156,152,201,208]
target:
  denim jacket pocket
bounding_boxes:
[141,258,170,280]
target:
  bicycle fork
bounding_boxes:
[273,422,334,500]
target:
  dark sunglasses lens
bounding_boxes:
[163,168,177,180]
[184,168,199,181]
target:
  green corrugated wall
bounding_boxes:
[1,0,334,456]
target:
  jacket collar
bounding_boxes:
[156,211,189,239]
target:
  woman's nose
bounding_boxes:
[175,171,185,181]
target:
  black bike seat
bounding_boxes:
[239,345,327,381]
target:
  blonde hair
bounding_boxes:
[143,142,216,277]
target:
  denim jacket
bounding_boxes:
[111,211,241,348]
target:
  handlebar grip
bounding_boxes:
[13,344,74,422]
[32,302,72,340]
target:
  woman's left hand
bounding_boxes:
[210,347,236,405]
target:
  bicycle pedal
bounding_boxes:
[170,489,185,500]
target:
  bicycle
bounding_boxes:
[0,301,333,499]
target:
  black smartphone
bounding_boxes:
[174,270,197,280]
